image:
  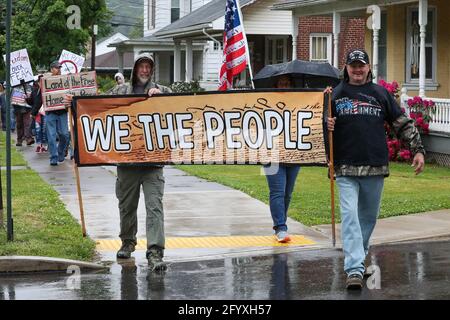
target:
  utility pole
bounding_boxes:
[91,24,98,71]
[6,0,13,240]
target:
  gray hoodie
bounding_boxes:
[109,52,171,95]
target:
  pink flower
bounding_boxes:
[399,149,412,160]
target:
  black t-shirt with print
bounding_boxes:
[331,81,403,167]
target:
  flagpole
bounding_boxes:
[235,0,254,89]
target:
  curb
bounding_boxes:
[0,256,110,274]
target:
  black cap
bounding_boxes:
[346,49,370,65]
[50,60,62,69]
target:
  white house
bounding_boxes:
[96,32,129,56]
[110,0,293,89]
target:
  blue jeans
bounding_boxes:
[46,112,69,163]
[264,165,301,232]
[35,115,47,144]
[336,176,384,276]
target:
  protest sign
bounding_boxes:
[59,49,85,75]
[72,90,327,166]
[40,71,97,112]
[3,49,34,87]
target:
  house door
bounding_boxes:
[265,36,288,65]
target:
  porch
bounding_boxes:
[273,0,450,166]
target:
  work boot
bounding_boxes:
[116,240,136,259]
[147,247,167,272]
[346,273,363,290]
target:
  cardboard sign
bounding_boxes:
[59,49,85,75]
[40,71,97,112]
[72,90,327,166]
[3,49,34,87]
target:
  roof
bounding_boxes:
[273,0,335,9]
[84,51,134,70]
[154,0,255,37]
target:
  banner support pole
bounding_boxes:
[68,106,87,237]
[328,93,336,247]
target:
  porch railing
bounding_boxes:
[400,88,450,134]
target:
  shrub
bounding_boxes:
[170,80,205,93]
[379,80,435,162]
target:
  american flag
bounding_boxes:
[218,0,248,91]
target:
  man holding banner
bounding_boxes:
[109,52,172,271]
[327,49,425,290]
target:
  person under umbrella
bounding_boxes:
[263,75,301,243]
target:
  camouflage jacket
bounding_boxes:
[335,114,426,177]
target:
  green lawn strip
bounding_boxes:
[0,131,28,166]
[0,169,96,261]
[176,163,450,226]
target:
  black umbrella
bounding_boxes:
[253,59,341,89]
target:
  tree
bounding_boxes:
[0,0,112,79]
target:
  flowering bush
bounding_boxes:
[380,80,435,162]
[378,79,400,99]
[407,96,435,135]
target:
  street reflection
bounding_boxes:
[1,241,450,299]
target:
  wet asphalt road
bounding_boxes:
[1,239,450,300]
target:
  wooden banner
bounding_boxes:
[72,90,327,166]
[40,71,97,112]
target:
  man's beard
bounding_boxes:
[137,75,150,85]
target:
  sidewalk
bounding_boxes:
[19,145,330,264]
[17,144,450,263]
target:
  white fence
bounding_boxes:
[400,89,450,134]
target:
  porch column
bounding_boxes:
[418,0,428,97]
[185,39,193,82]
[117,49,124,74]
[367,5,380,83]
[292,14,299,60]
[154,52,159,82]
[174,40,181,82]
[332,11,341,68]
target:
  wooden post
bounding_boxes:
[68,105,87,237]
[328,93,336,247]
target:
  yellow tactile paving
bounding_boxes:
[95,235,316,251]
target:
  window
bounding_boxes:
[171,0,180,23]
[265,37,288,65]
[213,41,222,51]
[147,0,155,30]
[310,33,332,64]
[406,7,436,83]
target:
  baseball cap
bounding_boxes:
[346,49,370,65]
[50,60,62,69]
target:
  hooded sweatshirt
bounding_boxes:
[109,53,171,95]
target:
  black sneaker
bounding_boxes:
[346,273,363,290]
[116,240,136,259]
[147,247,167,272]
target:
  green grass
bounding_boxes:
[0,131,27,166]
[176,163,450,226]
[0,133,96,260]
